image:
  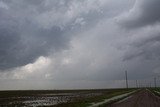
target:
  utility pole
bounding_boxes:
[125,70,128,88]
[136,80,138,88]
[150,82,151,88]
[154,77,157,88]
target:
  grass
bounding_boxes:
[97,89,140,107]
[149,88,160,97]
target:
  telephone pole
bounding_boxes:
[125,70,128,88]
[154,77,157,88]
[136,80,138,88]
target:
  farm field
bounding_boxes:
[0,88,135,107]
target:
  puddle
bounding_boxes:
[23,99,58,107]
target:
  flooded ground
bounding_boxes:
[0,89,137,107]
[0,90,102,107]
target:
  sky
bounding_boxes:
[0,0,160,90]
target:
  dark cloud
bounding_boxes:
[120,0,160,28]
[123,29,160,63]
[1,0,160,89]
[118,0,160,62]
[0,0,122,70]
[0,25,68,70]
[124,41,160,61]
[0,1,69,70]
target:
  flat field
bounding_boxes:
[0,88,135,107]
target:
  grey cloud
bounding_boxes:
[118,0,160,66]
[0,0,130,70]
[0,27,21,69]
[1,0,160,89]
[0,24,68,70]
[0,1,70,70]
[123,27,160,61]
[119,0,160,28]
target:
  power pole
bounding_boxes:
[136,80,138,88]
[154,77,157,88]
[125,70,128,88]
[150,82,151,88]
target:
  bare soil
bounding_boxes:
[109,89,160,107]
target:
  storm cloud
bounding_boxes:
[0,0,160,89]
[119,0,160,28]
[0,0,72,70]
[119,0,160,61]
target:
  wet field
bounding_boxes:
[0,89,136,107]
[0,90,102,106]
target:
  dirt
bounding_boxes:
[108,89,160,107]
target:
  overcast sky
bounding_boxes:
[0,0,160,90]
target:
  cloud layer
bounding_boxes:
[119,0,160,28]
[0,0,160,89]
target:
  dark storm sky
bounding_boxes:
[0,0,160,89]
